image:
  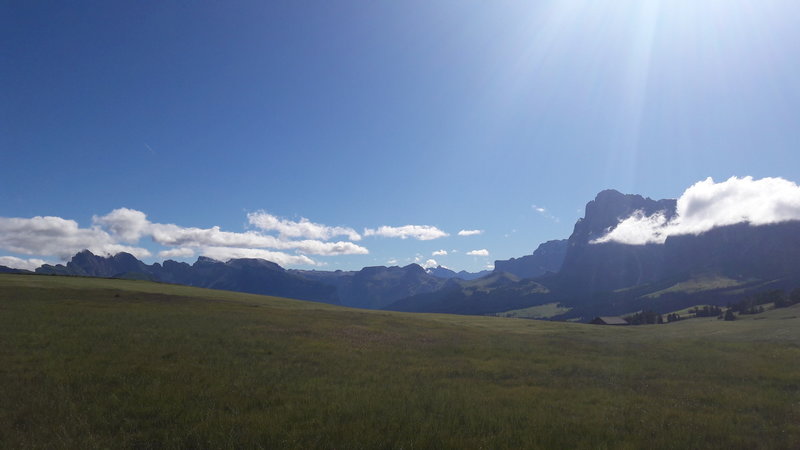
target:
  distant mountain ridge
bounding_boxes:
[18,188,800,321]
[35,251,448,310]
[37,251,339,304]
[0,265,30,274]
[387,189,800,319]
[385,272,550,315]
[294,264,445,309]
[425,266,492,280]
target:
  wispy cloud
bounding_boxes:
[457,229,483,236]
[467,249,489,256]
[247,211,361,241]
[364,225,448,240]
[432,249,448,256]
[593,176,800,245]
[532,204,559,223]
[95,209,369,256]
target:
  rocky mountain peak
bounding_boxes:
[570,190,677,245]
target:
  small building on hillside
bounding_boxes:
[589,316,629,326]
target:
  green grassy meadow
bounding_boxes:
[495,302,572,319]
[1,274,799,449]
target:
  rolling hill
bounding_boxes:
[1,273,799,448]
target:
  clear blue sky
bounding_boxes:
[2,1,800,271]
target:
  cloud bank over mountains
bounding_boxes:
[594,177,800,245]
[0,215,153,260]
[5,176,798,270]
[92,208,369,265]
[0,256,48,271]
[0,208,458,269]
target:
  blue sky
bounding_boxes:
[2,1,800,271]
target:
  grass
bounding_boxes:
[1,274,799,449]
[495,302,572,319]
[642,274,747,299]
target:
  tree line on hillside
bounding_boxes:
[623,288,800,325]
[624,310,664,325]
[625,307,735,325]
[729,288,800,315]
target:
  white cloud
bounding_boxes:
[0,215,151,260]
[93,208,149,242]
[386,258,398,265]
[1,208,367,268]
[247,211,361,241]
[290,240,369,256]
[364,225,448,240]
[593,176,800,245]
[467,249,489,256]
[198,247,317,266]
[432,249,448,256]
[0,256,48,271]
[92,209,369,256]
[458,229,483,236]
[147,223,368,256]
[158,247,195,259]
[147,223,270,248]
[421,259,438,269]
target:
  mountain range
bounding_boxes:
[20,188,800,320]
[424,266,493,280]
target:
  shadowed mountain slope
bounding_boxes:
[37,251,339,304]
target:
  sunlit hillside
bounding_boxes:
[2,274,798,449]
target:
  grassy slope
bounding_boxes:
[496,302,572,319]
[642,274,747,299]
[1,274,799,449]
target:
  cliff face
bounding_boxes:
[555,190,800,300]
[493,239,568,279]
[567,190,677,245]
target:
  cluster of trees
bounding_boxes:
[624,288,800,326]
[691,305,723,317]
[774,288,800,308]
[729,288,800,315]
[674,305,733,321]
[624,310,663,325]
[626,307,730,325]
[666,313,683,323]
